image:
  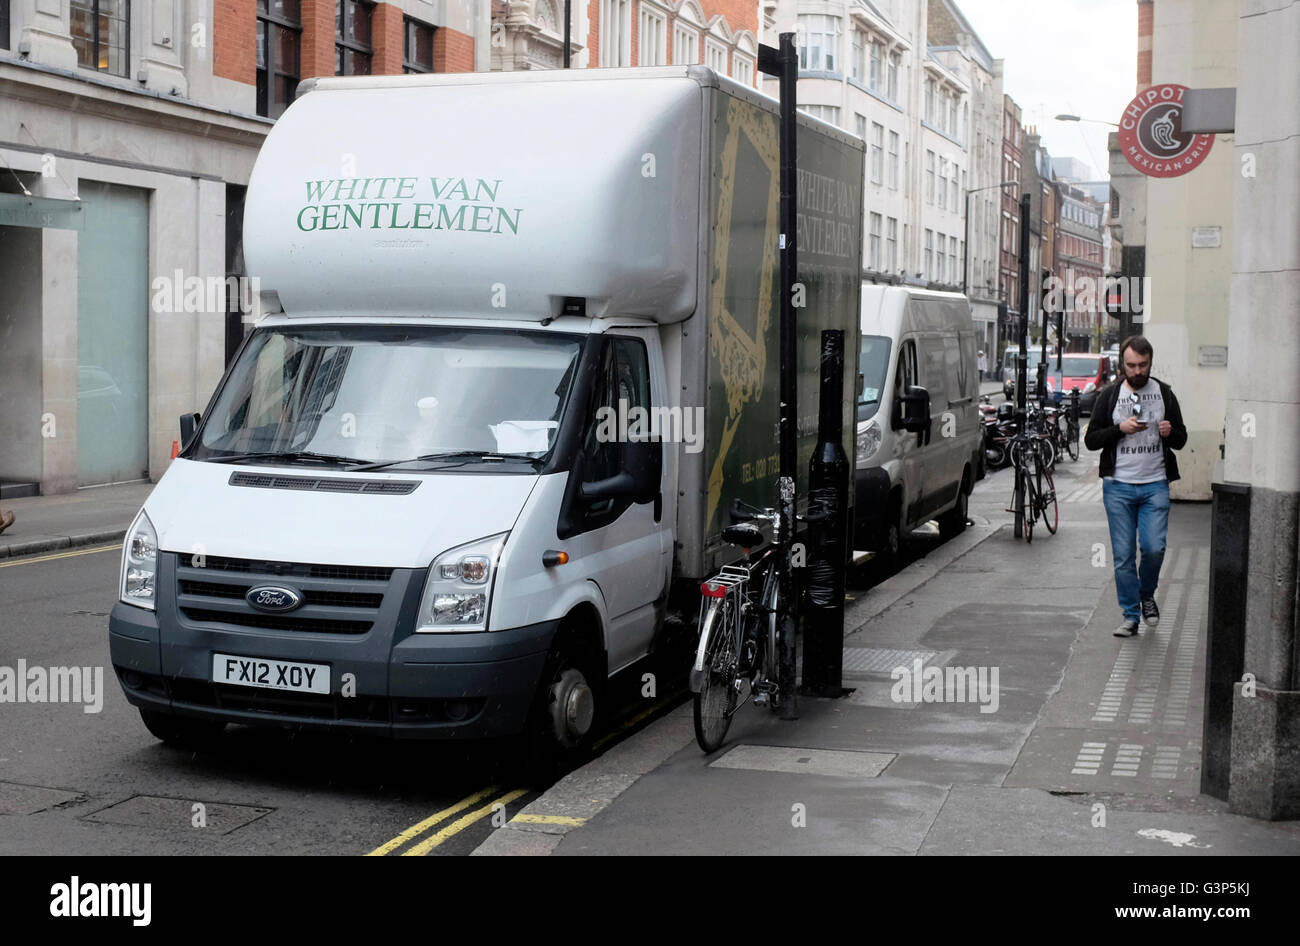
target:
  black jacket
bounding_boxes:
[1084,376,1189,482]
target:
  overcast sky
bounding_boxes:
[957,0,1139,181]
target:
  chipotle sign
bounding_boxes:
[1118,83,1214,178]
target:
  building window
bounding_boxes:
[674,23,699,64]
[950,242,958,284]
[797,14,838,72]
[887,131,899,190]
[936,234,946,281]
[705,38,727,73]
[638,4,666,66]
[886,53,898,100]
[798,104,840,126]
[924,229,933,279]
[951,173,958,212]
[1,0,10,51]
[869,213,882,271]
[850,27,864,81]
[926,150,935,204]
[599,0,630,67]
[733,54,752,85]
[257,0,302,118]
[924,78,936,124]
[854,113,867,141]
[938,157,947,210]
[886,217,898,272]
[948,95,958,137]
[336,0,373,76]
[869,40,882,90]
[403,16,435,73]
[70,0,130,77]
[870,123,884,185]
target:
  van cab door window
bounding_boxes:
[579,336,652,521]
[892,338,918,429]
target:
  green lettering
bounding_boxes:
[305,181,330,202]
[470,205,493,232]
[320,204,342,230]
[494,207,522,235]
[342,203,364,229]
[435,204,467,230]
[412,203,435,228]
[396,177,417,199]
[332,178,364,200]
[296,205,321,230]
[389,202,411,229]
[368,203,387,227]
[475,179,501,202]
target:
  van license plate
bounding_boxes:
[212,654,330,694]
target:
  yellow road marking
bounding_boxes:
[366,785,503,856]
[511,813,586,826]
[400,788,529,856]
[0,543,121,567]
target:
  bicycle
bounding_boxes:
[1057,390,1081,461]
[1006,427,1058,542]
[691,499,783,753]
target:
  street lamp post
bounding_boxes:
[963,180,1021,294]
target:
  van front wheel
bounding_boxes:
[521,626,600,779]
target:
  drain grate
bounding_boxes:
[82,795,273,835]
[841,648,951,674]
[710,745,895,778]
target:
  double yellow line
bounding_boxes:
[0,543,122,568]
[367,785,529,856]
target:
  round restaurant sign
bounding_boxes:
[1118,83,1214,178]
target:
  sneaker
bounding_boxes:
[1113,620,1140,638]
[1141,597,1160,627]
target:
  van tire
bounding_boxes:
[139,709,225,749]
[520,622,602,780]
[881,495,904,561]
[938,470,970,539]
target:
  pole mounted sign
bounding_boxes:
[1118,83,1215,178]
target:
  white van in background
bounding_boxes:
[854,285,981,558]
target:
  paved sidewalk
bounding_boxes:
[475,456,1300,856]
[0,482,154,559]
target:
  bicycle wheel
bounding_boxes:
[693,596,739,752]
[1067,421,1080,461]
[1038,462,1059,534]
[1012,469,1025,541]
[1021,465,1035,543]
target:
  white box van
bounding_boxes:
[854,285,981,556]
[107,67,863,763]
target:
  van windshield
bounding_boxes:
[858,335,892,412]
[193,325,583,468]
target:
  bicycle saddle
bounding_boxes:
[722,523,765,548]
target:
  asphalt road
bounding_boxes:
[0,418,999,856]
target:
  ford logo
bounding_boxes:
[245,585,304,613]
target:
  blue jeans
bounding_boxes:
[1102,479,1170,622]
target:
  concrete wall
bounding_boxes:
[0,226,45,484]
[1143,0,1237,500]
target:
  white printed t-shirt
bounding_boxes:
[1110,379,1166,484]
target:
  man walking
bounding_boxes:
[1084,336,1188,637]
[978,350,987,382]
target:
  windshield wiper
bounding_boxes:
[351,450,544,472]
[206,450,373,467]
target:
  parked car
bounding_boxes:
[1046,353,1110,413]
[855,285,981,558]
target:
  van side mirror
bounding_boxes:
[179,412,201,450]
[897,385,931,434]
[579,439,660,505]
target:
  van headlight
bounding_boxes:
[120,510,158,610]
[856,420,882,465]
[415,533,508,633]
[1084,381,1097,393]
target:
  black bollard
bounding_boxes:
[802,329,851,697]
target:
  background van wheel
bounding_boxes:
[139,709,225,748]
[938,473,970,539]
